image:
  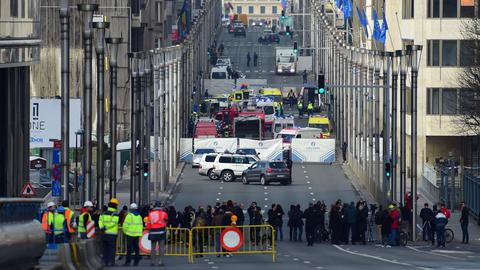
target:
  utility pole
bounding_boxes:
[374,51,381,197]
[128,52,140,204]
[391,51,400,202]
[383,52,392,205]
[60,0,70,203]
[399,50,407,206]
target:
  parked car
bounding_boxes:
[198,153,220,180]
[212,154,259,182]
[258,33,280,44]
[235,148,258,156]
[192,148,216,167]
[241,161,291,185]
[234,26,246,37]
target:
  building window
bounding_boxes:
[155,1,162,23]
[460,40,475,66]
[402,0,414,19]
[427,88,440,114]
[428,0,476,18]
[154,38,161,49]
[260,6,266,14]
[427,40,440,66]
[237,6,242,14]
[272,6,278,14]
[442,40,458,66]
[10,0,18,17]
[442,88,458,115]
[248,6,254,14]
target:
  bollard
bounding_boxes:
[57,243,77,270]
[85,238,103,269]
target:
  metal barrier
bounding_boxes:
[464,172,480,219]
[115,225,276,263]
[190,225,276,262]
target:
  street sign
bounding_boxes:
[139,231,152,254]
[52,149,61,164]
[52,165,62,180]
[53,140,62,149]
[20,182,36,197]
[52,180,61,197]
[220,227,243,251]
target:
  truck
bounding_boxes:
[194,121,219,138]
[233,115,263,140]
[275,47,297,75]
[231,14,248,28]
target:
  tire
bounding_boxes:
[242,175,249,185]
[445,228,454,243]
[398,231,408,246]
[208,169,218,180]
[260,175,268,186]
[221,170,235,182]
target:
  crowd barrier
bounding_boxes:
[115,225,276,263]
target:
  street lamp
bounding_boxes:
[128,52,140,204]
[407,44,423,242]
[399,49,408,206]
[106,37,122,199]
[60,0,70,203]
[383,51,393,203]
[391,50,401,202]
[75,130,84,198]
[77,3,98,201]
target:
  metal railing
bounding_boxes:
[463,172,480,219]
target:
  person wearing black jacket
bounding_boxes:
[356,202,368,245]
[329,204,341,244]
[234,203,245,226]
[274,204,285,241]
[460,202,469,244]
[304,203,316,246]
[419,203,434,241]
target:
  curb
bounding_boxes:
[341,162,377,204]
[161,162,185,205]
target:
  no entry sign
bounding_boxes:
[220,227,243,251]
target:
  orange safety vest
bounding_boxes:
[41,211,53,233]
[147,210,168,229]
[64,207,75,233]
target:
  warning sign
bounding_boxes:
[20,182,37,197]
[139,230,152,254]
[220,227,244,251]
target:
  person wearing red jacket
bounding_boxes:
[146,202,168,266]
[388,204,400,246]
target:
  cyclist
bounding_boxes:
[435,209,448,248]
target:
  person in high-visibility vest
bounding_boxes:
[42,201,56,243]
[122,203,143,267]
[297,100,303,117]
[146,201,168,266]
[54,206,67,243]
[307,102,314,117]
[61,200,76,241]
[99,198,120,267]
[78,201,94,239]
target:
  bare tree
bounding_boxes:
[458,18,480,134]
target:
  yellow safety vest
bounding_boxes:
[123,212,144,237]
[78,212,92,233]
[297,102,303,109]
[307,103,313,110]
[99,207,119,235]
[53,213,66,235]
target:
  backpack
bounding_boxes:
[374,211,383,225]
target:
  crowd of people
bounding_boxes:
[39,195,470,267]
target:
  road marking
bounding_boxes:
[218,192,222,195]
[293,258,299,261]
[315,267,324,269]
[406,246,466,260]
[333,245,413,267]
[431,249,473,255]
[264,192,268,195]
[303,261,311,264]
[304,171,307,173]
[265,205,268,208]
[211,267,218,269]
[307,181,311,184]
[305,175,309,179]
[308,187,312,189]
[264,187,268,190]
[264,198,268,201]
[208,262,214,264]
[204,259,210,262]
[312,198,316,201]
[302,166,305,169]
[310,192,314,195]
[284,254,290,257]
[219,186,223,190]
[216,198,220,201]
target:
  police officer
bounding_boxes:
[297,100,304,117]
[99,198,120,266]
[78,201,94,239]
[307,102,314,116]
[123,203,143,266]
[146,201,168,266]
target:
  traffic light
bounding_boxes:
[385,162,391,177]
[143,162,149,177]
[285,26,290,36]
[135,163,140,175]
[293,42,298,53]
[281,9,285,19]
[318,73,325,94]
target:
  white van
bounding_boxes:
[272,116,295,138]
[210,66,229,79]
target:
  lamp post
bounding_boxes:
[143,54,152,206]
[60,0,70,202]
[106,37,122,199]
[399,50,408,206]
[137,54,146,205]
[75,130,84,201]
[128,52,140,204]
[78,3,98,201]
[391,51,400,202]
[152,49,161,199]
[368,50,375,192]
[374,51,381,192]
[407,44,423,241]
[92,17,109,207]
[383,52,393,204]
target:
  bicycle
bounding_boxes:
[399,223,454,246]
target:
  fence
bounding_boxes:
[464,172,480,220]
[115,225,276,263]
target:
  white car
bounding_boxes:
[198,153,220,180]
[192,148,216,167]
[212,154,259,182]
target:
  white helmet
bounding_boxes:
[84,201,94,207]
[130,203,138,210]
[47,202,56,208]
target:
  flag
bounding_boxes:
[372,9,381,41]
[336,0,343,8]
[379,13,389,44]
[356,6,368,37]
[342,0,352,18]
[178,0,190,39]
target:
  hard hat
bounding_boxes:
[110,198,120,205]
[47,202,56,208]
[57,206,65,213]
[84,201,94,207]
[130,203,138,210]
[388,204,395,210]
[231,214,238,222]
